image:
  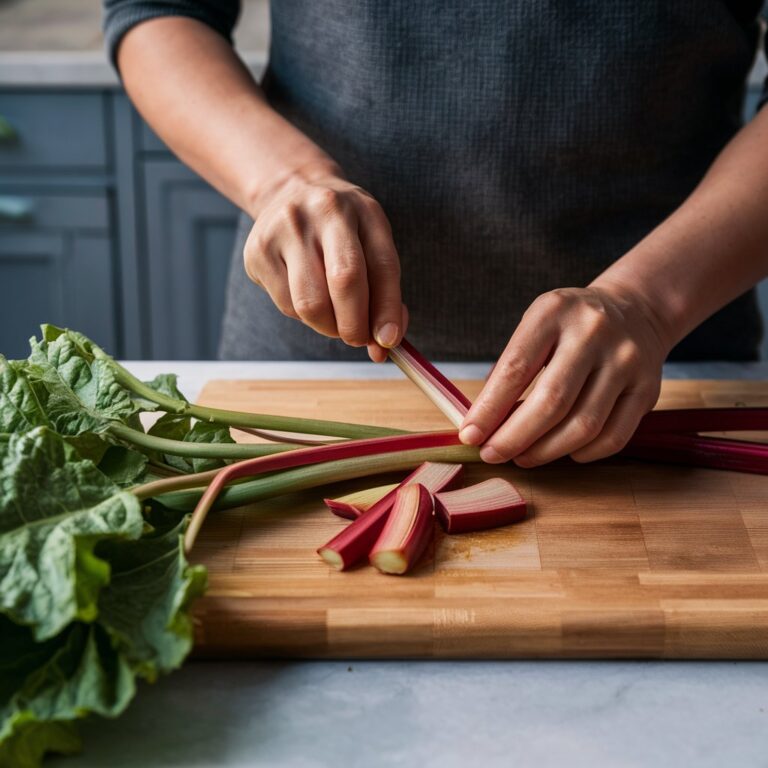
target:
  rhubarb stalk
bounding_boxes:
[634,407,768,435]
[623,433,768,475]
[184,433,470,553]
[388,338,472,427]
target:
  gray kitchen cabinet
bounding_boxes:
[0,230,116,359]
[142,161,239,359]
[0,91,108,171]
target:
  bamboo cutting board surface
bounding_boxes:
[191,379,768,659]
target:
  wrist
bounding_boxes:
[589,272,679,355]
[244,155,344,219]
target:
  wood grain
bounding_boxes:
[191,379,768,659]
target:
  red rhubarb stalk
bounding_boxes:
[185,432,464,553]
[389,338,472,427]
[635,407,768,435]
[369,484,434,575]
[623,433,768,475]
[434,477,527,534]
[317,461,464,570]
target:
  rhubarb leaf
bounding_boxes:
[96,445,149,487]
[97,517,207,678]
[0,618,135,768]
[144,373,187,403]
[149,415,234,473]
[0,356,49,434]
[26,333,140,437]
[0,428,144,641]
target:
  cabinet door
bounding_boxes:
[143,161,239,359]
[0,231,116,359]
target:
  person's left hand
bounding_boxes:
[458,284,672,466]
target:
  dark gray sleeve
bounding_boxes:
[103,0,241,66]
[762,3,768,108]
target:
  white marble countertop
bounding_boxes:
[54,360,768,768]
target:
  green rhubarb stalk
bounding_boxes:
[109,423,299,460]
[144,444,481,514]
[96,348,406,440]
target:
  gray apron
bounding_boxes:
[219,0,764,361]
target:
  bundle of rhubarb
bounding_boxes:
[1,326,767,766]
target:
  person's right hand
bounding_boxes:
[244,167,407,362]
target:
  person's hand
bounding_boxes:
[244,167,406,361]
[459,284,672,465]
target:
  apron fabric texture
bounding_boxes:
[218,0,765,361]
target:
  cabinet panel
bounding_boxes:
[0,91,107,171]
[0,232,116,358]
[0,191,109,230]
[143,161,239,359]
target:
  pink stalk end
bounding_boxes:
[434,477,527,534]
[317,461,464,570]
[389,338,472,427]
[369,484,435,575]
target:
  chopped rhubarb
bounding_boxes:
[317,461,464,570]
[324,483,400,520]
[434,477,527,534]
[369,484,434,575]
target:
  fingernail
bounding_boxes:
[375,322,399,348]
[480,446,505,464]
[459,425,484,445]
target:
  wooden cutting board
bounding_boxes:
[191,379,768,659]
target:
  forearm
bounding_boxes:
[116,16,339,216]
[593,105,768,349]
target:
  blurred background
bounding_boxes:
[0,0,766,361]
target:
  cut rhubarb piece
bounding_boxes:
[324,483,400,520]
[317,461,464,570]
[370,484,434,575]
[388,338,472,427]
[434,477,527,534]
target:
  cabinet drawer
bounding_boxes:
[0,232,117,359]
[0,91,108,171]
[0,191,109,231]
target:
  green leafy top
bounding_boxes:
[0,356,49,434]
[0,427,205,768]
[0,428,145,641]
[26,333,140,437]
